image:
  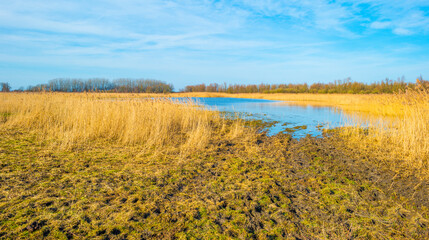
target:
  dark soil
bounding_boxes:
[0,131,428,239]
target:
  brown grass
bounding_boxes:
[0,92,252,154]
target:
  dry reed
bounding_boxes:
[168,90,429,175]
[1,90,428,175]
[338,88,429,177]
[0,93,251,153]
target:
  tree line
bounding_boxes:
[183,78,424,94]
[19,78,174,93]
[2,76,427,94]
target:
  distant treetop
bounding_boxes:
[25,78,173,93]
[183,78,424,94]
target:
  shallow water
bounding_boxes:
[176,97,346,137]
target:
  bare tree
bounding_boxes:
[0,82,11,92]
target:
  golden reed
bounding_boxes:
[0,93,250,153]
[1,89,427,176]
[169,89,429,175]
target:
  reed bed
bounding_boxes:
[0,93,250,153]
[171,90,429,176]
[1,90,428,175]
[339,88,429,177]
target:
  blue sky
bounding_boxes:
[1,0,429,90]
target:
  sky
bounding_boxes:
[1,0,429,90]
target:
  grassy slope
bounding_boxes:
[1,130,428,239]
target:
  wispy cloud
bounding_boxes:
[369,21,391,29]
[0,0,428,89]
[361,0,429,35]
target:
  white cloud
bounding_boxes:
[370,21,391,29]
[393,28,413,35]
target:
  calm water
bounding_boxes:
[177,97,346,137]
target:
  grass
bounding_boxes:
[337,87,429,179]
[2,90,426,177]
[0,92,428,239]
[0,93,253,154]
[1,130,427,239]
[168,89,429,178]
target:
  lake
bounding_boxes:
[176,97,346,137]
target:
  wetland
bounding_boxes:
[0,92,428,239]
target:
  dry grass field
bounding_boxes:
[0,92,428,239]
[0,93,252,153]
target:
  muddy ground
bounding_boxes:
[0,130,428,239]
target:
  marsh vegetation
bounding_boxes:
[0,89,428,239]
